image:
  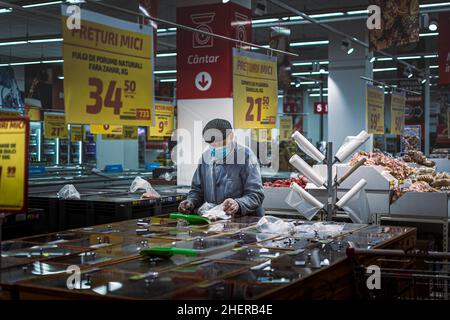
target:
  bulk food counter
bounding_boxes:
[0,214,416,300]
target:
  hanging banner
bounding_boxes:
[390,92,406,135]
[366,84,385,134]
[233,49,277,129]
[148,102,175,138]
[62,6,154,125]
[0,109,21,118]
[0,117,29,213]
[70,125,83,142]
[369,0,419,51]
[90,124,123,135]
[279,116,293,142]
[438,12,450,85]
[44,113,67,139]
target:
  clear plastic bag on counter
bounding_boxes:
[198,202,231,221]
[295,223,345,239]
[285,188,321,220]
[129,176,161,198]
[256,215,295,235]
[57,184,80,200]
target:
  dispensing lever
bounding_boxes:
[336,157,367,186]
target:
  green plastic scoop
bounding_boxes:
[169,213,210,225]
[140,247,197,259]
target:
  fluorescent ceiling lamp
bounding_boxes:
[252,18,279,24]
[0,8,12,13]
[0,41,27,46]
[292,71,328,75]
[168,28,177,31]
[251,45,270,50]
[292,61,329,66]
[369,56,376,63]
[419,2,450,8]
[160,79,176,82]
[28,38,63,43]
[310,12,344,18]
[278,95,284,98]
[290,81,296,85]
[398,56,422,60]
[424,54,438,58]
[299,81,317,85]
[9,61,41,66]
[156,29,167,33]
[154,70,177,74]
[42,59,63,63]
[58,76,64,80]
[309,93,328,97]
[290,40,329,47]
[346,10,368,15]
[377,57,393,61]
[156,52,177,57]
[420,32,438,37]
[430,65,439,69]
[308,88,328,92]
[0,63,9,67]
[22,1,62,8]
[347,47,354,55]
[289,16,303,20]
[373,67,397,72]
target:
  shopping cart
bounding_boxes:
[346,247,450,300]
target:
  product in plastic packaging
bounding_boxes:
[129,176,160,198]
[256,215,295,235]
[57,184,80,200]
[198,202,231,221]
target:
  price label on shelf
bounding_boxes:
[390,92,406,135]
[233,49,277,129]
[44,113,67,139]
[0,117,29,213]
[279,116,293,142]
[366,84,385,134]
[148,102,175,139]
[62,6,154,126]
[70,125,83,142]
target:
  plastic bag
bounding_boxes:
[129,176,160,198]
[295,223,345,239]
[256,215,295,235]
[285,187,322,220]
[198,202,231,221]
[341,189,371,224]
[57,184,80,200]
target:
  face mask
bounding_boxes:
[210,145,230,159]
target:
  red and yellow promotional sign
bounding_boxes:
[70,125,83,142]
[366,84,385,134]
[390,92,406,135]
[62,7,154,125]
[90,124,123,135]
[233,49,278,129]
[279,116,293,141]
[0,109,21,118]
[148,103,174,138]
[44,113,67,139]
[0,117,29,213]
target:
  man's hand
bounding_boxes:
[178,200,194,214]
[223,198,239,215]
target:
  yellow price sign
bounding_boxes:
[390,92,406,135]
[71,125,83,142]
[366,84,385,134]
[233,49,277,129]
[62,6,154,126]
[0,118,29,213]
[44,113,67,139]
[25,106,42,121]
[279,116,293,142]
[90,124,123,135]
[148,103,174,138]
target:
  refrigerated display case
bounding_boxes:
[29,122,42,164]
[69,125,83,165]
[83,129,96,166]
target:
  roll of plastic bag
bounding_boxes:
[256,215,295,235]
[130,176,161,198]
[336,179,367,208]
[292,131,325,163]
[289,154,326,187]
[285,183,323,220]
[340,188,371,224]
[57,184,80,200]
[334,131,370,162]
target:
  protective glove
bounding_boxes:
[178,200,194,214]
[222,198,239,215]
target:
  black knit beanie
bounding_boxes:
[202,118,233,143]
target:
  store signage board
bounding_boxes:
[176,3,252,99]
[313,102,328,114]
[0,109,21,118]
[438,12,450,84]
[0,117,29,214]
[62,6,154,126]
[366,84,385,134]
[390,92,406,135]
[90,124,123,135]
[148,102,175,138]
[103,126,137,140]
[233,49,278,129]
[44,113,67,139]
[279,116,293,142]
